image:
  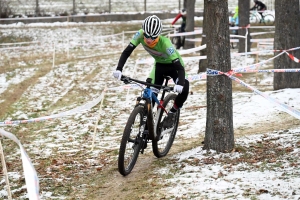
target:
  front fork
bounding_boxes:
[135,98,152,154]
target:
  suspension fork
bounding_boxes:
[145,98,155,140]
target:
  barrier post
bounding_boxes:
[67,18,70,59]
[0,139,12,200]
[52,42,55,68]
[91,89,106,151]
[125,63,138,105]
[255,42,260,85]
[122,31,124,50]
[245,27,248,66]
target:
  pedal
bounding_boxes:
[159,127,174,140]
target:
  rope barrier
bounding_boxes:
[0,22,298,198]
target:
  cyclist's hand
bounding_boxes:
[113,70,122,80]
[174,85,183,94]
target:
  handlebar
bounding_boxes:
[120,75,173,92]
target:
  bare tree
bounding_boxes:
[73,0,76,15]
[0,0,13,18]
[273,0,300,90]
[238,0,251,52]
[203,0,234,152]
[198,1,208,73]
[35,0,40,16]
[184,0,195,49]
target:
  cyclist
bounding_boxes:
[171,8,187,49]
[250,0,267,23]
[113,15,189,129]
[230,6,239,26]
[229,6,239,49]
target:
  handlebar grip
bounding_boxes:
[120,75,130,84]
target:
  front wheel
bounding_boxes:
[263,14,275,26]
[152,93,179,158]
[249,13,259,24]
[118,106,144,176]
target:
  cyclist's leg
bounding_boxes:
[162,77,189,129]
[259,9,264,23]
[173,79,189,109]
[179,23,186,48]
[165,69,189,109]
[152,64,165,87]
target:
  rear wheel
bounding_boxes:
[171,36,181,49]
[249,13,259,24]
[118,106,144,176]
[152,93,179,158]
[263,14,275,26]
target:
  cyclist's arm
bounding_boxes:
[172,58,185,86]
[261,3,267,10]
[116,43,136,71]
[250,4,257,10]
[171,13,182,25]
[233,12,238,20]
[116,30,143,71]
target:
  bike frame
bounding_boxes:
[121,76,172,141]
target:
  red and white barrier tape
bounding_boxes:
[285,51,300,63]
[1,45,299,198]
[207,68,300,119]
[0,128,40,200]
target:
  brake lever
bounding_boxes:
[163,86,173,92]
[121,76,130,84]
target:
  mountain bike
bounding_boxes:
[249,10,275,26]
[118,75,180,176]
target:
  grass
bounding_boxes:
[0,65,52,119]
[3,22,297,200]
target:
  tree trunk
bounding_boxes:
[203,0,234,153]
[198,1,208,73]
[238,0,251,53]
[183,0,187,9]
[273,0,300,90]
[73,0,76,15]
[35,0,40,16]
[184,0,195,49]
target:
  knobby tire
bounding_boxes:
[118,106,144,176]
[263,14,275,26]
[152,93,179,158]
[249,13,260,24]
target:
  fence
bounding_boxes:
[8,0,202,16]
[2,21,300,198]
[7,0,276,17]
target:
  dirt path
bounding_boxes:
[83,116,300,200]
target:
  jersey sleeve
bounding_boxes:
[171,13,182,25]
[164,38,179,61]
[130,29,144,46]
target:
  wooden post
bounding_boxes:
[144,0,147,12]
[92,89,106,151]
[0,139,12,200]
[255,42,259,85]
[52,42,55,68]
[179,0,181,11]
[73,0,76,15]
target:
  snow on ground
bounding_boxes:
[0,17,299,199]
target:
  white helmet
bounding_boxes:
[142,15,162,38]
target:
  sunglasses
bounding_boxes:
[143,33,157,40]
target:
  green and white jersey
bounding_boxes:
[130,29,184,66]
